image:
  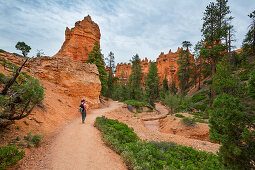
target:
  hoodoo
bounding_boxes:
[55,15,101,62]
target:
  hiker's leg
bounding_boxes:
[81,111,85,123]
[84,109,87,120]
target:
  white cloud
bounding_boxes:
[0,0,254,64]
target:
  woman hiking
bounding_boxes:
[79,99,87,123]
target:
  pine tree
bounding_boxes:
[129,54,143,100]
[169,81,178,95]
[248,69,255,99]
[105,51,115,98]
[177,41,194,95]
[87,42,107,96]
[242,10,255,55]
[162,76,169,92]
[145,62,159,107]
[209,94,249,169]
[200,0,232,104]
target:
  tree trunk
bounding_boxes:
[1,58,28,95]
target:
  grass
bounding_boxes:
[94,116,221,169]
[8,132,43,148]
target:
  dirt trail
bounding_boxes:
[49,101,126,170]
[20,101,127,170]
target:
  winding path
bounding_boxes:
[49,101,126,170]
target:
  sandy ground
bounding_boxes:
[17,101,220,169]
[18,101,127,170]
[105,102,220,154]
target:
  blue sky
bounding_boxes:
[0,0,254,64]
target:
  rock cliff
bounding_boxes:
[55,15,101,62]
[0,52,101,108]
[115,48,193,86]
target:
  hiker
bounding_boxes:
[79,99,87,123]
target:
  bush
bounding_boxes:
[182,117,196,126]
[191,91,207,103]
[175,114,185,118]
[238,69,250,81]
[0,49,5,53]
[95,116,221,169]
[248,69,255,99]
[0,145,25,169]
[124,100,147,109]
[23,132,43,147]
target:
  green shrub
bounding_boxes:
[0,49,5,53]
[192,103,207,111]
[124,100,147,109]
[248,69,255,99]
[0,145,25,169]
[182,117,195,126]
[95,116,221,169]
[238,69,250,81]
[23,132,43,147]
[175,114,185,118]
[191,91,207,103]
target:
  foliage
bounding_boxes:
[87,42,107,96]
[124,100,147,109]
[145,62,159,107]
[177,41,194,95]
[129,54,143,100]
[164,94,178,114]
[182,117,196,126]
[95,116,221,169]
[0,72,44,124]
[238,69,250,81]
[0,145,25,170]
[248,69,255,99]
[242,10,255,55]
[23,132,43,147]
[191,91,207,103]
[175,114,185,118]
[212,58,244,97]
[209,94,254,169]
[105,51,115,98]
[169,81,178,95]
[0,49,6,53]
[15,42,31,57]
[162,76,168,92]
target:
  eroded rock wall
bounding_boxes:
[55,15,101,62]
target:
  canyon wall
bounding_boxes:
[55,15,101,62]
[115,48,191,85]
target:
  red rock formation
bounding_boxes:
[115,63,132,84]
[55,15,101,62]
[0,52,101,108]
[115,48,195,86]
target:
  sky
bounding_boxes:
[0,0,254,64]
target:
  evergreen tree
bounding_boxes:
[242,10,255,55]
[177,41,194,95]
[194,41,204,90]
[169,81,178,95]
[200,0,232,104]
[248,69,255,99]
[212,57,241,97]
[209,94,251,169]
[129,54,143,100]
[87,42,107,96]
[162,76,169,92]
[105,51,115,98]
[145,62,159,107]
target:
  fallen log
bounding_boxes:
[142,114,167,121]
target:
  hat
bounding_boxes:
[81,99,86,102]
